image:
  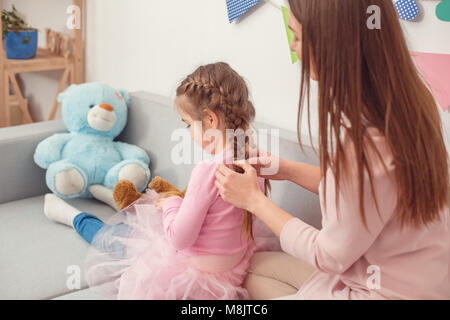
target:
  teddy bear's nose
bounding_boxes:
[99,103,114,112]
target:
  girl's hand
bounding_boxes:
[215,161,265,213]
[246,149,290,181]
[155,198,167,210]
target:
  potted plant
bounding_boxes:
[2,5,38,59]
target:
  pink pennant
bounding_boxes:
[411,51,450,112]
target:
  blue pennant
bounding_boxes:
[226,0,261,23]
[394,0,419,21]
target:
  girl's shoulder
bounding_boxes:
[189,158,220,182]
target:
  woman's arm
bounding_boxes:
[246,149,322,194]
[249,192,296,238]
[216,162,294,237]
[215,143,397,274]
[283,160,322,195]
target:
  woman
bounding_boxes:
[215,0,449,299]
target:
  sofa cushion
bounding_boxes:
[52,288,107,300]
[0,196,115,300]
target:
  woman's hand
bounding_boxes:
[246,149,290,181]
[250,149,322,194]
[215,160,295,237]
[215,161,265,213]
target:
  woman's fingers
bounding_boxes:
[215,167,227,185]
[236,156,271,168]
[214,160,264,211]
[216,163,234,176]
[232,160,256,175]
[214,180,225,194]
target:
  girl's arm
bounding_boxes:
[161,161,218,250]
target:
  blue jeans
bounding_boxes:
[73,213,132,258]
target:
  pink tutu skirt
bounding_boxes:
[84,190,280,300]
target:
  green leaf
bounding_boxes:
[1,4,36,39]
[22,36,30,45]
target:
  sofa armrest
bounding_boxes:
[0,120,67,204]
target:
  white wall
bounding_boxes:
[85,0,306,135]
[399,1,450,150]
[5,0,449,149]
[84,0,449,148]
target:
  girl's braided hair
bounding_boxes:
[176,62,270,240]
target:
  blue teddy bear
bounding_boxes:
[34,82,151,203]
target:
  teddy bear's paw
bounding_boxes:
[55,168,85,196]
[113,180,143,210]
[148,176,164,192]
[161,191,182,198]
[148,176,180,194]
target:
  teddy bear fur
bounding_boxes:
[34,82,151,199]
[113,177,186,210]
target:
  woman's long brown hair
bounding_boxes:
[176,62,270,239]
[289,0,449,228]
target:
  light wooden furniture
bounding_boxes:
[0,0,85,127]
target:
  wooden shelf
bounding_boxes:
[0,0,85,127]
[5,48,73,73]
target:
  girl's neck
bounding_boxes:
[208,133,233,156]
[210,142,231,156]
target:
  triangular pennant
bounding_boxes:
[281,6,299,64]
[412,52,450,112]
[226,0,261,23]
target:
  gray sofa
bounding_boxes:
[0,92,321,300]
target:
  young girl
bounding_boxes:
[43,62,277,300]
[215,0,450,299]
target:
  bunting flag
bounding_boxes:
[226,0,261,23]
[412,52,450,111]
[394,0,419,21]
[436,0,450,22]
[281,6,299,64]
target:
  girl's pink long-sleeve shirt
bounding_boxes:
[162,149,265,257]
[281,127,450,299]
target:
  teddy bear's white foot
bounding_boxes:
[118,164,147,190]
[44,194,81,228]
[88,185,119,211]
[55,168,85,196]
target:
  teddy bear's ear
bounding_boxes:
[117,89,131,107]
[57,84,78,103]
